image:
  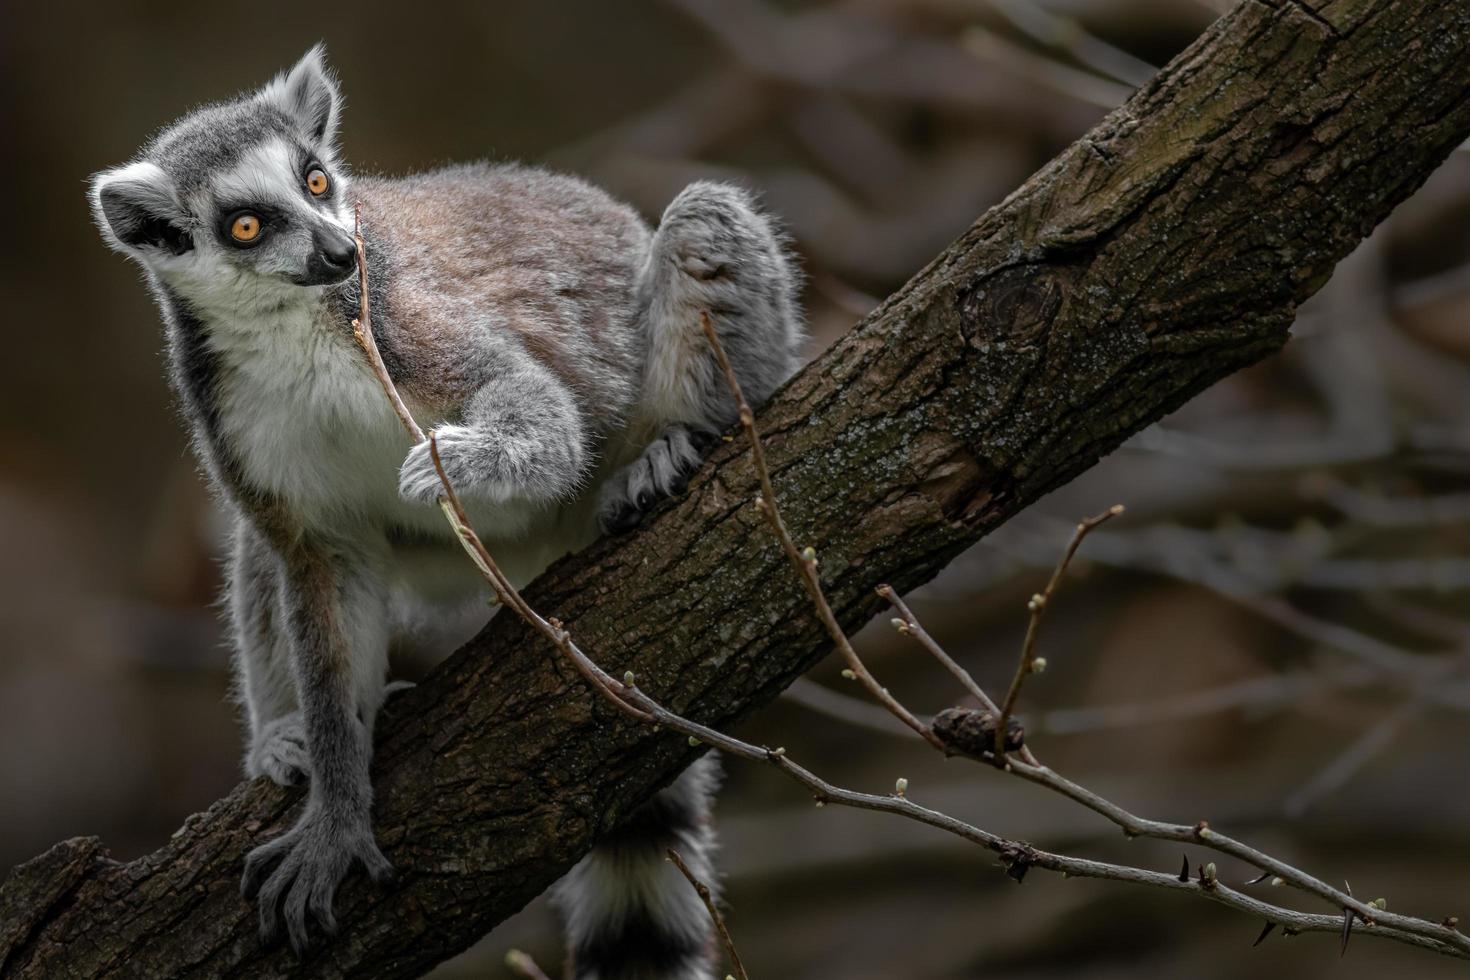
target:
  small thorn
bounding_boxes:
[1253,922,1276,947]
[1246,870,1272,884]
[1179,854,1190,882]
[1340,907,1353,957]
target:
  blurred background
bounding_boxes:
[3,0,1468,977]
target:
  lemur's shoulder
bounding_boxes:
[348,163,653,412]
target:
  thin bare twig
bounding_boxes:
[350,202,424,445]
[994,505,1122,757]
[699,311,945,750]
[668,848,750,980]
[784,677,913,736]
[879,585,999,715]
[694,312,1468,959]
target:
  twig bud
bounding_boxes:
[1203,862,1218,885]
[894,777,908,796]
[623,671,636,687]
[688,736,701,747]
[1271,877,1285,887]
[772,746,786,757]
[802,546,817,562]
[841,669,857,680]
[1370,898,1387,911]
[1027,593,1046,612]
[1030,657,1047,673]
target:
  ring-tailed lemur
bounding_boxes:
[89,45,802,977]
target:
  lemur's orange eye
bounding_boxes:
[230,214,261,242]
[307,168,329,196]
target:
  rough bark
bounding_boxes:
[5,1,1469,976]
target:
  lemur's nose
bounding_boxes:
[315,229,357,271]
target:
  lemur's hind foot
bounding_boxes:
[598,425,715,534]
[598,181,803,534]
[246,714,310,788]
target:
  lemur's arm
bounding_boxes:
[241,534,392,950]
[398,345,589,506]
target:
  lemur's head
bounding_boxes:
[89,45,357,312]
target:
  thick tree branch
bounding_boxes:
[4,0,1469,976]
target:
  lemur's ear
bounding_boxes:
[90,162,192,258]
[261,43,342,146]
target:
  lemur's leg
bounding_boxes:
[600,180,803,533]
[224,525,302,787]
[553,755,723,980]
[398,347,588,507]
[241,534,393,951]
[230,522,310,787]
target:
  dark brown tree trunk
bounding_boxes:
[4,1,1468,976]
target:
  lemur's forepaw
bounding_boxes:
[242,809,393,952]
[398,424,512,505]
[246,715,310,788]
[599,426,711,534]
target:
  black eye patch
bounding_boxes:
[301,159,334,201]
[213,203,288,248]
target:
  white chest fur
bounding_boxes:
[203,299,587,570]
[209,300,412,522]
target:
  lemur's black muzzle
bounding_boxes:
[301,227,358,285]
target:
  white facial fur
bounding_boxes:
[178,136,356,317]
[89,44,353,317]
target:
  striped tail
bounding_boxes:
[553,755,722,980]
